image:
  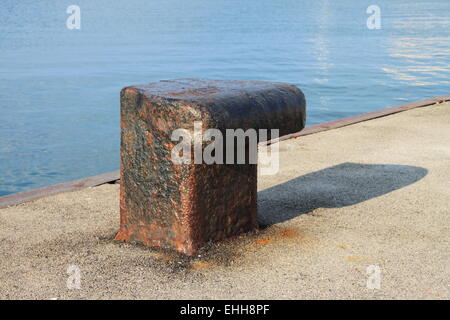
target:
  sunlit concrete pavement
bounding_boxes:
[0,102,449,299]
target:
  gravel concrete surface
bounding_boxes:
[0,102,449,299]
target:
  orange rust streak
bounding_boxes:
[255,239,271,245]
[278,229,298,238]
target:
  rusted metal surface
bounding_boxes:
[115,79,306,255]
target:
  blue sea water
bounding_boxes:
[1,0,449,196]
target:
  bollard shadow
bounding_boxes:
[258,162,428,226]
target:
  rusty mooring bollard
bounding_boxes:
[115,79,306,255]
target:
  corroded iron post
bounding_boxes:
[115,79,306,255]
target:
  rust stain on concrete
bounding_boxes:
[255,239,272,245]
[345,255,370,264]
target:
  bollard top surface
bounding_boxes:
[131,78,297,101]
[123,78,306,138]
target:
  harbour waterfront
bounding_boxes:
[1,0,450,195]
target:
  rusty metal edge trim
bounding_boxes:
[1,94,449,208]
[0,171,120,208]
[262,94,450,146]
